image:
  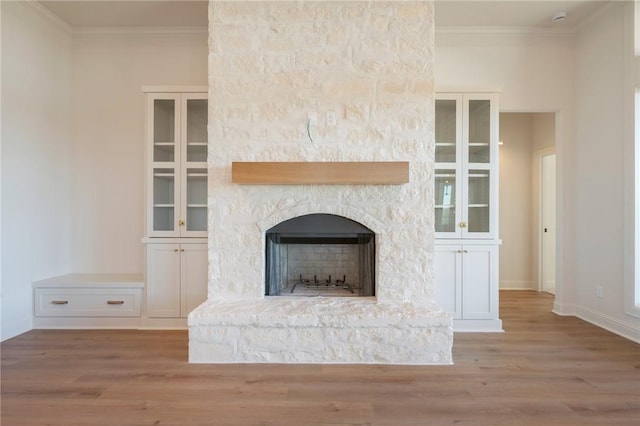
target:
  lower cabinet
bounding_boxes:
[146,242,208,318]
[32,274,144,329]
[434,242,502,331]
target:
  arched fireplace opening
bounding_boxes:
[265,214,375,297]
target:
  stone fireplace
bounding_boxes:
[188,1,453,364]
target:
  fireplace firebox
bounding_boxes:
[265,214,375,297]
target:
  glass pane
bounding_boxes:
[187,99,208,162]
[186,168,207,232]
[435,99,457,163]
[435,169,456,233]
[154,207,174,232]
[187,207,207,232]
[468,169,490,233]
[154,144,174,162]
[468,99,490,163]
[187,144,207,163]
[154,99,175,162]
[153,168,175,231]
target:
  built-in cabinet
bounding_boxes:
[434,92,502,332]
[144,88,208,324]
[31,89,209,330]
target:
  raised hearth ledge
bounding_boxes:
[231,162,409,185]
[188,298,453,365]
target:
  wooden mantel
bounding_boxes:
[231,162,409,185]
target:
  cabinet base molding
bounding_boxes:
[452,319,503,333]
[139,317,188,330]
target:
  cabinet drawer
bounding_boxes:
[35,288,142,317]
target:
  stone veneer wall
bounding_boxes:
[189,1,453,364]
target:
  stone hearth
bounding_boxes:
[188,1,453,364]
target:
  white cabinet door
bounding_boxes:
[146,244,181,318]
[180,243,208,316]
[146,243,208,318]
[434,243,498,321]
[435,94,463,239]
[148,94,181,238]
[180,94,208,238]
[461,245,498,319]
[434,245,462,319]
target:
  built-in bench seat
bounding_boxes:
[32,273,144,329]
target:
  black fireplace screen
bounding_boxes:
[265,214,375,297]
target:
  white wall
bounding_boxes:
[573,3,640,339]
[532,113,556,152]
[71,32,207,273]
[1,2,73,340]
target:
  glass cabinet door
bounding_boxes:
[180,95,208,237]
[150,95,180,236]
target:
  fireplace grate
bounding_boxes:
[290,274,355,295]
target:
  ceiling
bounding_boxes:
[38,0,610,30]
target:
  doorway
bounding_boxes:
[498,113,556,295]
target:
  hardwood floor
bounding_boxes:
[1,291,638,425]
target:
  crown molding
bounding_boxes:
[26,2,207,36]
[435,26,575,36]
[574,0,624,34]
[26,1,73,34]
[72,26,208,36]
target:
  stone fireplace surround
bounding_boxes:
[189,203,453,364]
[188,1,453,364]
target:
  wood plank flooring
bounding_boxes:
[1,291,639,425]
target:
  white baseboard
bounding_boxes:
[33,317,142,329]
[575,305,640,343]
[500,280,535,290]
[553,301,576,316]
[1,317,32,342]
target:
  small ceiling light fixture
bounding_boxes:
[552,12,567,23]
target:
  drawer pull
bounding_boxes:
[51,300,69,305]
[107,300,125,305]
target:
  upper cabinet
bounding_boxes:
[146,92,208,238]
[435,93,499,240]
